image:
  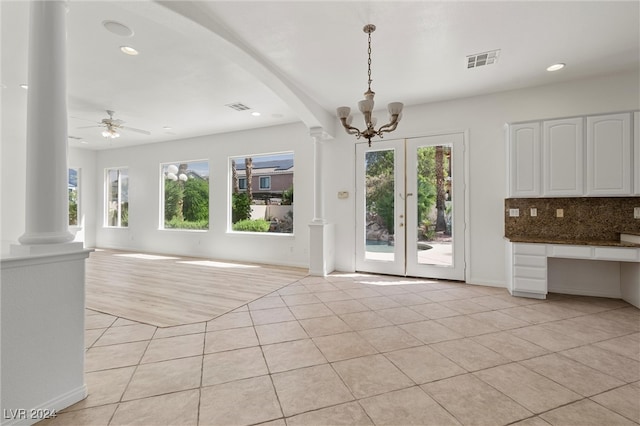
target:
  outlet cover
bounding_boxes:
[530,208,537,217]
[635,207,640,219]
[556,209,564,218]
[509,208,520,217]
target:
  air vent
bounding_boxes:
[225,102,251,111]
[467,49,500,69]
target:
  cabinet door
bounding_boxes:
[509,122,541,197]
[635,112,639,195]
[543,117,584,196]
[586,113,631,195]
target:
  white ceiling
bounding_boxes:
[2,1,639,150]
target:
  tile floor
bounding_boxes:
[40,274,639,426]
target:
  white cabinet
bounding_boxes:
[509,123,541,197]
[635,112,640,195]
[508,111,638,197]
[543,117,584,196]
[586,113,631,195]
[508,243,548,298]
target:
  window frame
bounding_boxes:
[69,167,80,226]
[228,152,295,235]
[238,177,247,190]
[160,159,210,231]
[259,176,271,190]
[104,167,129,228]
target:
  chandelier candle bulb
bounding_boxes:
[336,24,404,146]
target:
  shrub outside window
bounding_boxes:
[106,168,128,227]
[162,160,209,230]
[230,153,294,234]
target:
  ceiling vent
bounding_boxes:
[467,49,500,69]
[225,102,251,111]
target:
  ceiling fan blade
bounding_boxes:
[70,116,99,124]
[77,125,103,129]
[121,126,151,135]
[111,119,125,126]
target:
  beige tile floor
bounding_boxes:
[40,274,639,426]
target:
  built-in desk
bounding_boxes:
[506,240,640,308]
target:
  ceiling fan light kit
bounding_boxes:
[76,109,151,139]
[336,24,404,147]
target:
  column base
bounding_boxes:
[10,241,84,257]
[18,230,75,246]
[309,222,335,276]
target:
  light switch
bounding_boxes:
[556,209,564,218]
[509,208,520,217]
[635,207,640,219]
[530,208,537,217]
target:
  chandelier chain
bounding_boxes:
[367,31,372,92]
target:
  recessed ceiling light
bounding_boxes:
[163,126,172,130]
[120,46,139,56]
[20,84,28,89]
[546,63,565,72]
[102,20,134,37]
[251,112,261,117]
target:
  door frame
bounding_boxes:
[354,130,470,281]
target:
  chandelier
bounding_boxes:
[336,24,403,146]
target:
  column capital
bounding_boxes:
[309,126,331,142]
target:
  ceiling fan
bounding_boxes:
[76,110,151,139]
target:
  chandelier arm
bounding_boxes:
[339,118,362,136]
[376,116,401,134]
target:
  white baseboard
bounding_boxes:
[548,286,621,299]
[2,385,87,426]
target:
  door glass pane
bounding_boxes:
[415,144,452,266]
[365,149,395,261]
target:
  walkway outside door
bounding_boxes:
[355,133,465,280]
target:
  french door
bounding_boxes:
[355,133,465,280]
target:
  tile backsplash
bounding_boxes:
[505,197,640,242]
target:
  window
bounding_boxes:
[162,160,209,230]
[106,168,128,227]
[259,176,271,190]
[69,168,79,226]
[230,152,294,234]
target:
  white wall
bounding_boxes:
[547,258,621,298]
[2,70,638,283]
[92,122,313,268]
[325,69,640,287]
[2,251,90,425]
[69,149,97,248]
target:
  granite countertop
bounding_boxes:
[506,236,640,248]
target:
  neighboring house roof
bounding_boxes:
[235,159,293,172]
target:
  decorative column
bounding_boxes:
[308,127,335,276]
[18,0,75,247]
[2,2,90,420]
